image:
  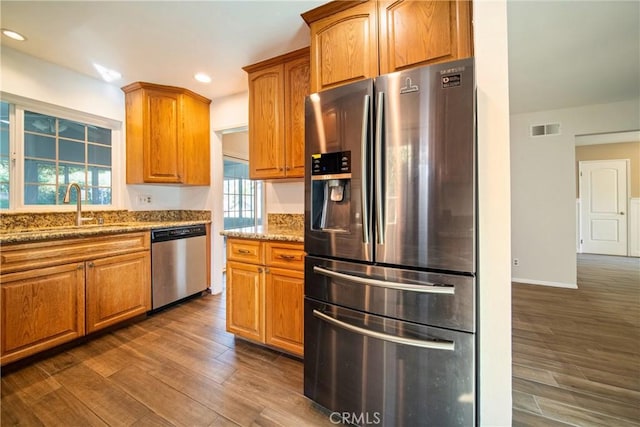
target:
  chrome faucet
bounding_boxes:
[63,183,93,226]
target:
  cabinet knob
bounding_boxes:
[77,264,84,270]
[88,262,95,268]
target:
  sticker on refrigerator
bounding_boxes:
[442,74,461,88]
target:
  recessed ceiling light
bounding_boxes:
[93,63,122,83]
[1,29,26,41]
[194,73,212,83]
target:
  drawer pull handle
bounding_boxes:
[313,310,455,351]
[237,249,251,254]
[277,254,296,260]
[313,266,455,295]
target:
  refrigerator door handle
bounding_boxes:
[375,91,385,245]
[313,265,455,295]
[361,94,371,244]
[313,309,455,351]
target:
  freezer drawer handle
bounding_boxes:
[313,309,455,351]
[313,266,455,295]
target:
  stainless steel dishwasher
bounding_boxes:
[151,224,208,311]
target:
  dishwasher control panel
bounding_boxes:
[151,225,207,243]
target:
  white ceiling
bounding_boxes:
[1,1,639,114]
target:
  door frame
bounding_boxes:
[578,158,630,255]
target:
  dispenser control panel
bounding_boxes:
[311,151,351,177]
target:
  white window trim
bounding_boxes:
[222,155,265,228]
[1,92,123,212]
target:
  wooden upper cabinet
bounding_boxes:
[303,0,473,91]
[378,0,473,74]
[244,47,310,180]
[247,64,286,179]
[284,56,310,178]
[305,1,378,93]
[122,82,211,185]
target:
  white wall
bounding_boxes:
[210,92,249,294]
[474,1,513,425]
[510,99,640,287]
[1,48,123,121]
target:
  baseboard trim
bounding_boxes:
[512,278,578,289]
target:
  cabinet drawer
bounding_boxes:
[227,239,263,264]
[265,242,305,271]
[0,232,150,274]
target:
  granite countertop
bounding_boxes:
[220,225,303,243]
[0,220,210,245]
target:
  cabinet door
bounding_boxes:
[144,89,183,183]
[226,261,265,342]
[182,93,211,185]
[85,251,151,334]
[284,55,310,178]
[378,0,473,74]
[248,64,286,179]
[265,268,304,356]
[309,0,378,92]
[1,263,85,365]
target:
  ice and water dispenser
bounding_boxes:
[310,150,352,232]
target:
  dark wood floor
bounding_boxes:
[2,253,639,426]
[1,293,334,426]
[512,254,640,426]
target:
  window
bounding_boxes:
[223,158,263,229]
[0,99,116,210]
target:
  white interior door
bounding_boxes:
[579,160,628,255]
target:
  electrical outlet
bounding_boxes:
[513,258,520,267]
[137,194,152,205]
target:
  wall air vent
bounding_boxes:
[530,123,561,137]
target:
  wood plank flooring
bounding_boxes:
[512,254,640,426]
[2,253,638,426]
[1,293,334,427]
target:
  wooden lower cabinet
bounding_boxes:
[0,263,85,366]
[226,261,265,342]
[226,238,304,356]
[0,232,151,366]
[265,268,304,355]
[86,251,151,334]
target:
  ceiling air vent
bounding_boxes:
[530,123,561,137]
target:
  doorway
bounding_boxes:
[578,159,629,255]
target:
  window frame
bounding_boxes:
[0,92,123,212]
[222,156,264,230]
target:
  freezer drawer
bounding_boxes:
[304,298,475,427]
[305,256,475,333]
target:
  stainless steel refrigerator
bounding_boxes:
[304,58,476,426]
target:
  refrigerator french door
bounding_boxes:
[304,58,476,426]
[305,58,475,274]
